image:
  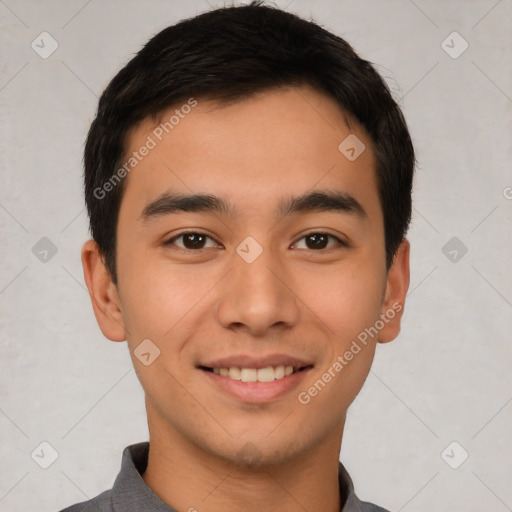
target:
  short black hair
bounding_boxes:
[84,0,415,285]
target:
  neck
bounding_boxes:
[141,404,346,512]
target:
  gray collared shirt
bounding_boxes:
[59,442,390,512]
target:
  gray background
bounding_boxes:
[1,0,511,510]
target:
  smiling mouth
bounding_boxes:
[199,365,313,383]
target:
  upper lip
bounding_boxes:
[198,354,313,370]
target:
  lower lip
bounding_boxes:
[200,368,312,404]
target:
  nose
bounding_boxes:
[214,243,300,337]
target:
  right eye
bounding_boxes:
[163,232,221,251]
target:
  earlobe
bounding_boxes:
[377,239,410,344]
[81,239,127,342]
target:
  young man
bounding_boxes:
[61,1,413,510]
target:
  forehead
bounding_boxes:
[119,85,380,223]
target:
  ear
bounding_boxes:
[81,239,127,342]
[377,239,410,344]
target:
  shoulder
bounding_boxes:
[339,461,391,512]
[57,489,112,511]
[358,500,391,512]
[345,492,392,512]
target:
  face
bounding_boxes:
[82,85,409,467]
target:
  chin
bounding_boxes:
[207,433,310,470]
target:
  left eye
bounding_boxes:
[293,232,345,250]
[164,232,345,251]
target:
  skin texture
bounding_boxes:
[81,84,410,512]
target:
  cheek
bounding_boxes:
[296,266,382,415]
[118,251,218,342]
[298,261,386,341]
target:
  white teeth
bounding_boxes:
[274,365,285,379]
[240,368,257,382]
[228,367,241,379]
[211,364,301,382]
[257,367,276,383]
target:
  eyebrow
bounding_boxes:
[139,189,367,222]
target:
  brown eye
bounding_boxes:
[294,232,346,250]
[165,232,217,250]
[306,233,329,249]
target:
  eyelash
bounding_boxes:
[163,231,348,252]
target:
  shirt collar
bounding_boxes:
[111,442,366,512]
